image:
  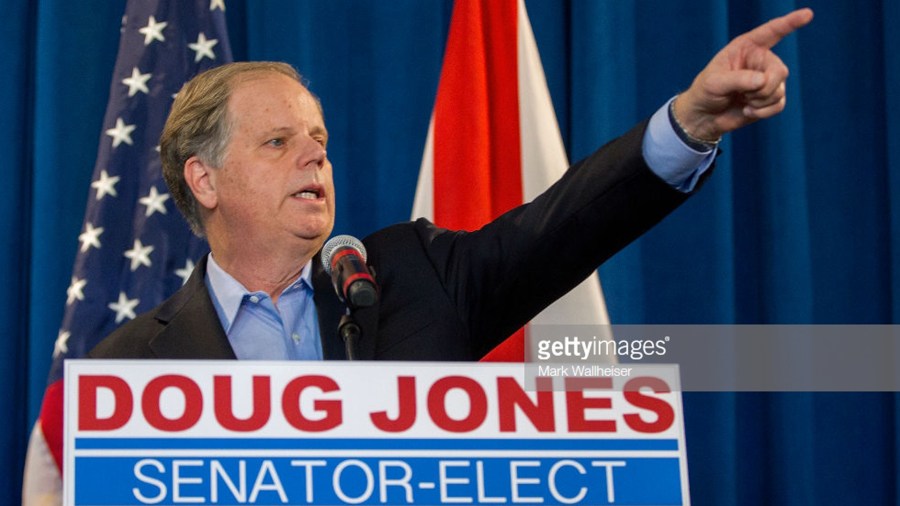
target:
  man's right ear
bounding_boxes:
[184,156,217,210]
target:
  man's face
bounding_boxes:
[207,72,335,256]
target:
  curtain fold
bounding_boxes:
[5,0,898,503]
[0,0,35,498]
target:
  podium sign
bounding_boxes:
[64,360,689,505]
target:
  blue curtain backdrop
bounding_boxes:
[3,0,898,503]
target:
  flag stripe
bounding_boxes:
[432,0,525,361]
[516,0,570,202]
[433,0,522,231]
[36,380,64,470]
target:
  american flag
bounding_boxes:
[22,0,232,501]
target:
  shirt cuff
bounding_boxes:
[642,97,716,193]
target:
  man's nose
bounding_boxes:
[298,137,326,169]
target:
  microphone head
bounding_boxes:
[321,235,368,275]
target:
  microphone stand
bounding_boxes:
[338,311,361,361]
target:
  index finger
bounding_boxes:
[743,8,814,49]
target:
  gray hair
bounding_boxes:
[160,61,304,236]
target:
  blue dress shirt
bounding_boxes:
[205,254,322,360]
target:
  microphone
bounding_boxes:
[321,235,378,309]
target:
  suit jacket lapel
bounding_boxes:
[312,252,379,360]
[148,255,236,359]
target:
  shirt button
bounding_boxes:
[249,295,260,304]
[292,333,301,342]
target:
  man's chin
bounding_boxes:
[294,226,333,251]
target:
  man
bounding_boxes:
[90,9,813,361]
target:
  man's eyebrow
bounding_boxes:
[263,126,295,136]
[261,125,327,140]
[310,125,328,138]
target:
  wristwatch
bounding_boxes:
[668,98,721,152]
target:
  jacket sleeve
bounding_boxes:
[411,119,712,355]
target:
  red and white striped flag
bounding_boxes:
[412,0,610,361]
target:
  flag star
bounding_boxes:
[189,33,218,62]
[53,330,71,358]
[139,15,167,46]
[122,67,151,97]
[78,223,104,252]
[66,276,87,305]
[91,170,120,200]
[108,292,140,324]
[210,0,226,11]
[105,117,136,148]
[124,239,154,271]
[139,186,170,217]
[175,258,196,286]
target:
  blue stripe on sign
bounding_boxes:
[75,437,678,451]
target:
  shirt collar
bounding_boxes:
[205,253,313,333]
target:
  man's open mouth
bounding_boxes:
[293,186,322,200]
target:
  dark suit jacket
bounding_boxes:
[90,121,703,361]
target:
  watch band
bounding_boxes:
[668,98,720,152]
